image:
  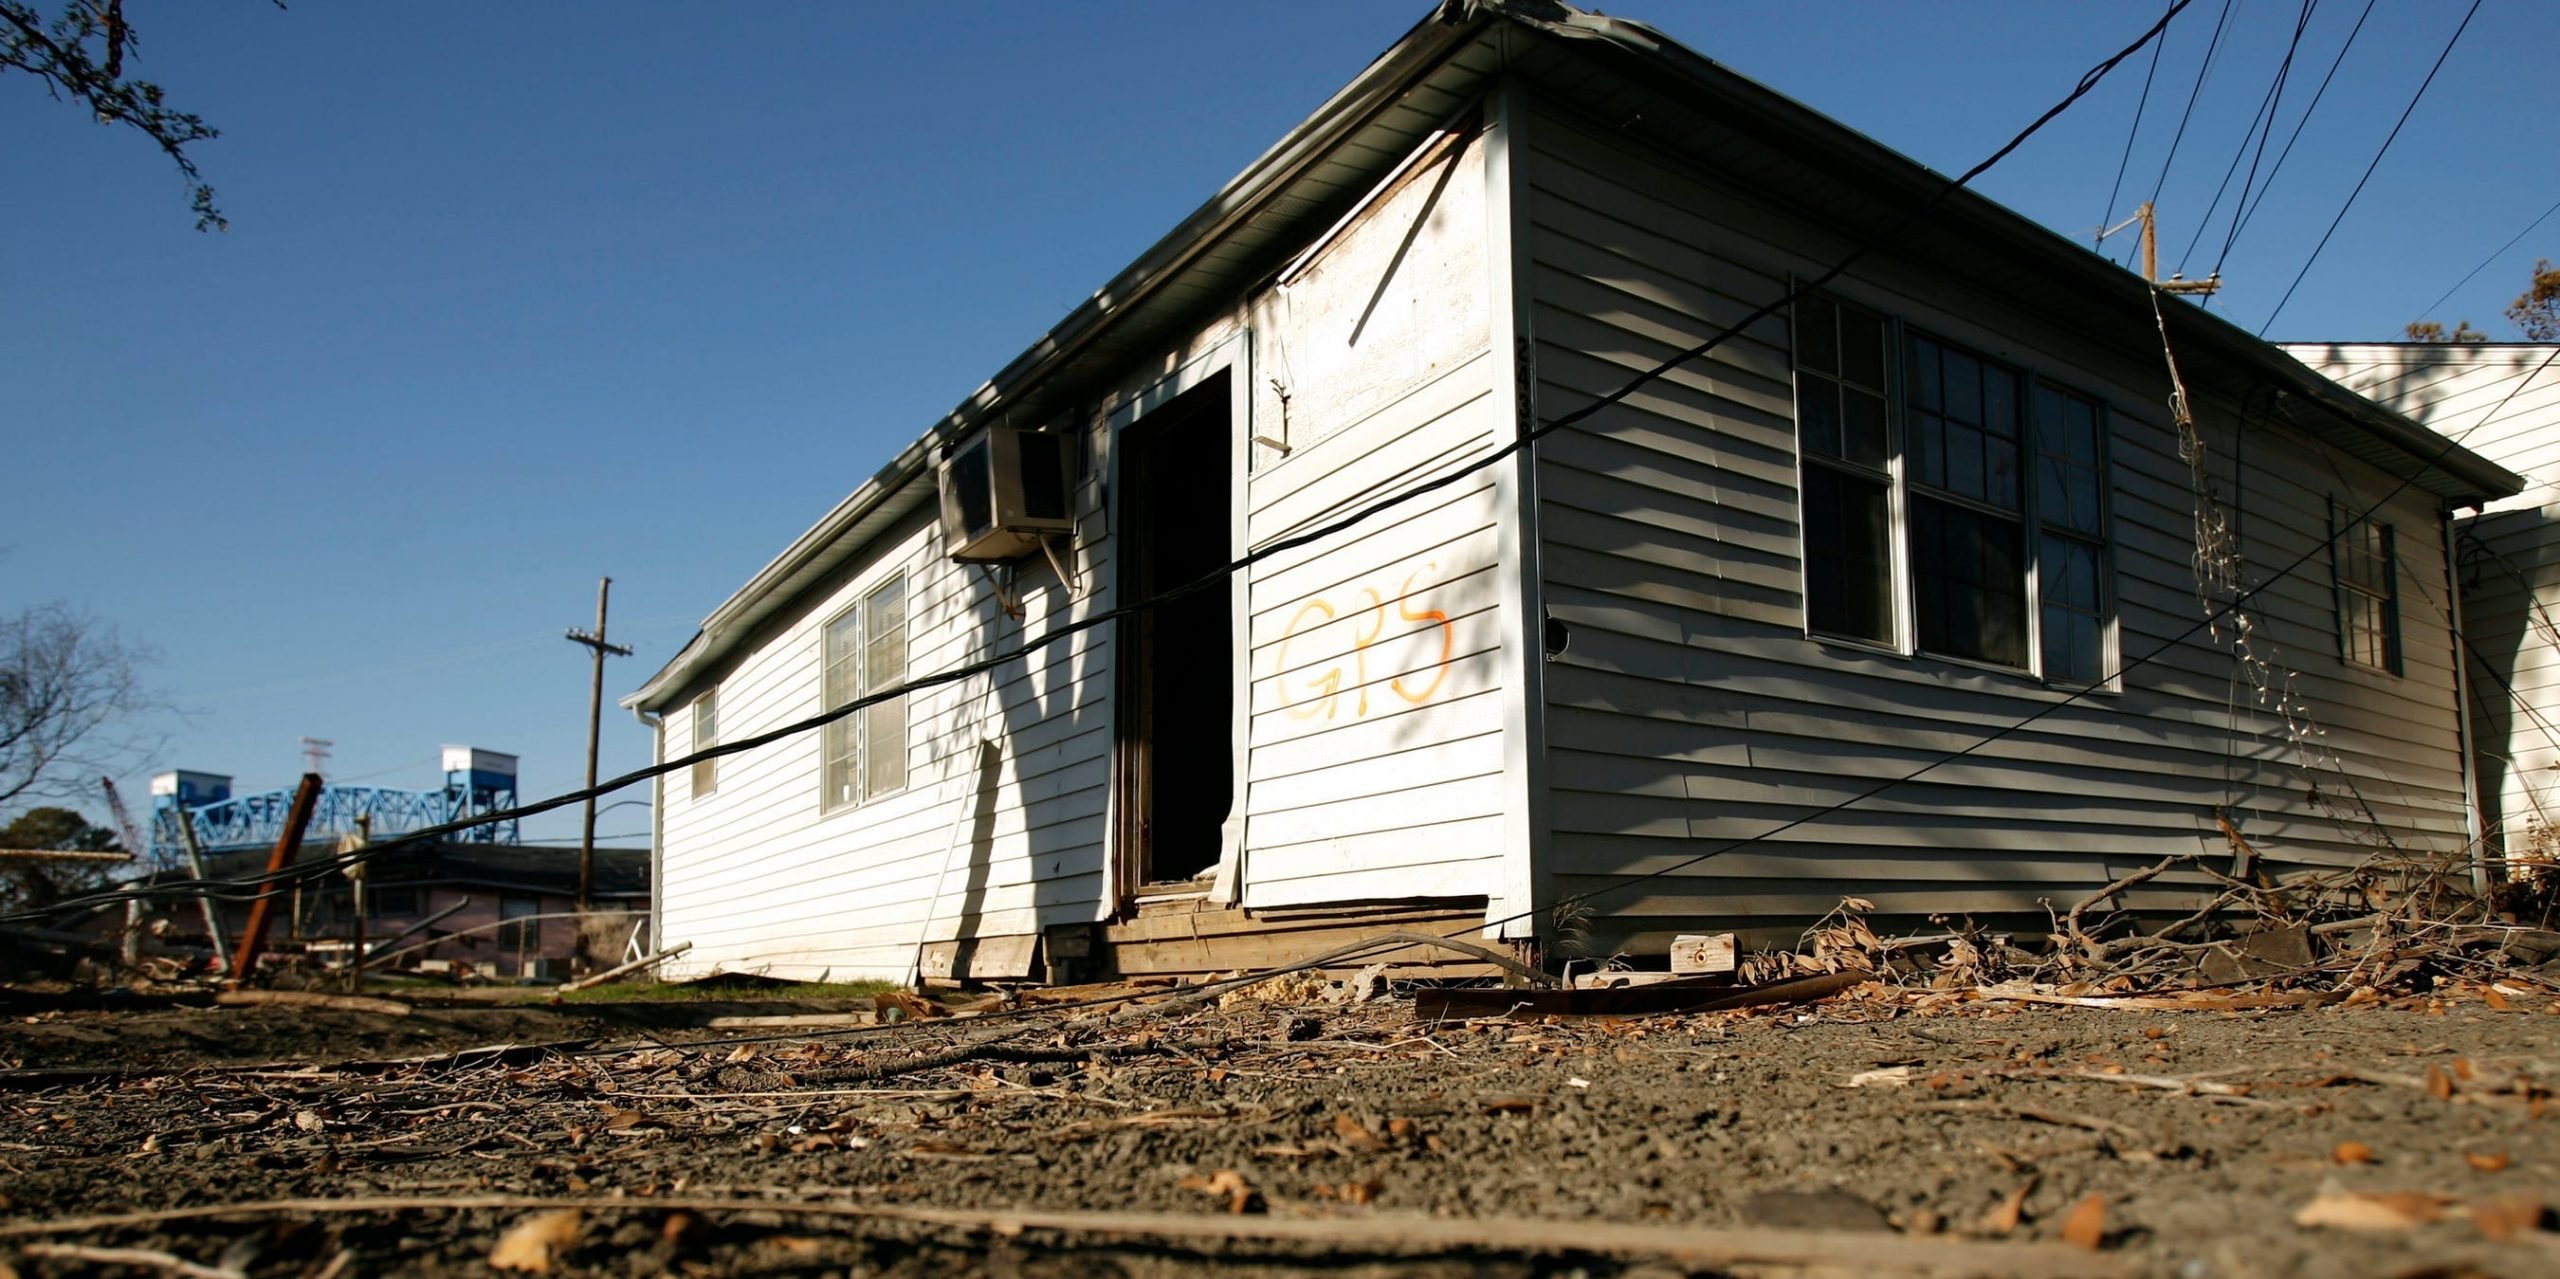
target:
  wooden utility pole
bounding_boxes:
[2134,202,2223,297]
[227,773,324,986]
[565,577,633,915]
[171,812,227,969]
[344,813,370,993]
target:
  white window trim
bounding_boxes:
[2331,501,2402,677]
[1789,286,2121,691]
[820,569,911,813]
[690,687,718,799]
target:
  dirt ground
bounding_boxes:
[1,983,2555,1278]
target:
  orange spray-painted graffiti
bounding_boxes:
[1274,564,1456,720]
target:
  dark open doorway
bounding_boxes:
[1114,371,1235,893]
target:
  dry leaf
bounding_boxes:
[1179,1168,1259,1214]
[1331,1114,1383,1150]
[2293,1188,2449,1232]
[1847,1067,1915,1087]
[661,1211,701,1248]
[2331,1140,2377,1165]
[2463,1150,2511,1173]
[489,1208,584,1272]
[1980,1177,2036,1237]
[2453,1057,2477,1082]
[722,1044,758,1064]
[2058,1193,2107,1250]
[874,991,943,1022]
[2483,987,2514,1012]
[1386,1117,1419,1141]
[2426,1065,2455,1101]
[2465,1192,2545,1243]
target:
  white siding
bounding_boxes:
[656,459,1116,981]
[1523,107,2473,948]
[1233,123,1512,910]
[2287,343,2560,862]
[654,122,1522,978]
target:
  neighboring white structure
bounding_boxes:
[2284,342,2560,870]
[626,1,2522,983]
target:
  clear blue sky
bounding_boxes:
[5,0,2552,841]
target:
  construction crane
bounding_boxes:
[99,777,148,863]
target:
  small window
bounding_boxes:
[822,573,910,810]
[368,885,420,918]
[2333,506,2400,674]
[690,688,719,799]
[1795,294,1896,645]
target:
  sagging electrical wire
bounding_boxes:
[1443,335,2560,946]
[2135,0,2241,266]
[1,0,2200,936]
[2174,0,2315,279]
[2412,193,2560,330]
[2097,0,2175,250]
[2258,0,2483,336]
[2220,0,2377,269]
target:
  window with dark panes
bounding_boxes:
[1790,292,2118,683]
[1906,335,2028,667]
[2332,507,2400,674]
[1793,294,1895,644]
[2036,384,2111,682]
[821,573,910,811]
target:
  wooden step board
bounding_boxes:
[1102,898,1495,979]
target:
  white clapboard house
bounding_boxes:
[2283,342,2560,875]
[625,1,2521,983]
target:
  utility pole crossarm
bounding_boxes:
[566,629,634,658]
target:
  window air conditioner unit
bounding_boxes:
[938,426,1076,562]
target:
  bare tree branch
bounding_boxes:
[0,604,151,812]
[2,0,228,230]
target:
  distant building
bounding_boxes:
[186,840,651,981]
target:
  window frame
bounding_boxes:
[1791,292,1907,653]
[690,687,718,799]
[2330,501,2402,676]
[1789,287,2119,689]
[820,570,911,813]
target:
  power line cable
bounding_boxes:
[2258,0,2483,337]
[604,340,2560,1050]
[2222,0,2377,264]
[2141,0,2243,230]
[2098,0,2177,247]
[2184,0,2317,280]
[2412,194,2560,328]
[0,1,2199,931]
[2181,0,2324,274]
[1450,342,2559,943]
